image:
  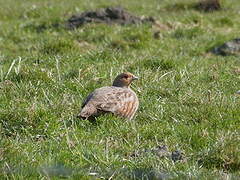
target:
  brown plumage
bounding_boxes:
[78,72,139,120]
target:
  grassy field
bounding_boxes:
[0,0,240,179]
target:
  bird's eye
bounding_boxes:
[123,75,128,79]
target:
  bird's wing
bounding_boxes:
[93,87,138,119]
[112,89,139,119]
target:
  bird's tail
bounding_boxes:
[77,103,97,119]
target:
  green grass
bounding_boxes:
[0,0,240,179]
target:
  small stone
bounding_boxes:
[153,31,160,39]
[171,150,184,162]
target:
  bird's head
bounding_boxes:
[112,72,138,88]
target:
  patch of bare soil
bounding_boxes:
[211,38,240,56]
[130,145,186,163]
[66,6,155,29]
[196,0,221,12]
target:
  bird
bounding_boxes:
[78,72,139,121]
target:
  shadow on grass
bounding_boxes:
[4,164,240,179]
[2,163,171,179]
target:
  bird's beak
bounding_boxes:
[132,75,139,80]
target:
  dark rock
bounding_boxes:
[66,6,155,29]
[171,150,184,162]
[211,38,240,56]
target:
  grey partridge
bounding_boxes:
[78,72,139,120]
